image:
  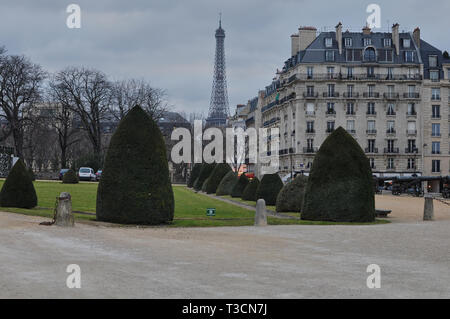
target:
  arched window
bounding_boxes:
[364,47,376,62]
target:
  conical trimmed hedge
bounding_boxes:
[205,163,231,194]
[301,127,375,222]
[242,177,259,201]
[216,171,238,196]
[231,174,249,198]
[0,159,37,208]
[256,173,283,205]
[96,105,174,225]
[193,163,216,191]
[187,163,202,188]
[201,177,210,192]
[62,169,79,184]
[276,175,308,212]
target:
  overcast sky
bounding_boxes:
[1,0,449,116]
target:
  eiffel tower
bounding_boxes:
[206,15,230,127]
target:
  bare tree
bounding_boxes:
[49,67,111,156]
[0,54,46,158]
[110,79,170,121]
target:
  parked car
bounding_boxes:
[78,167,96,181]
[59,168,70,180]
[96,169,102,181]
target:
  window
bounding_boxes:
[378,49,393,62]
[432,105,440,118]
[432,142,440,154]
[384,38,392,47]
[368,140,376,152]
[307,139,314,149]
[387,67,394,79]
[326,103,335,114]
[347,67,353,78]
[347,120,355,132]
[407,158,415,170]
[432,123,440,136]
[403,38,411,48]
[306,103,314,115]
[347,102,355,114]
[407,139,416,152]
[327,84,335,96]
[387,120,395,133]
[306,121,314,133]
[325,50,335,61]
[407,103,416,115]
[367,66,375,77]
[429,55,438,68]
[327,67,335,78]
[364,47,376,61]
[307,86,314,96]
[407,121,416,134]
[432,160,440,173]
[405,51,415,62]
[363,38,372,46]
[325,38,333,47]
[387,104,395,115]
[430,70,439,82]
[370,158,375,169]
[346,49,362,62]
[387,158,395,169]
[326,121,335,132]
[307,67,314,79]
[367,102,376,115]
[387,140,395,152]
[345,38,352,47]
[431,88,441,100]
[367,120,376,132]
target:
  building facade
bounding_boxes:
[239,23,450,191]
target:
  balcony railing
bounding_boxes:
[386,129,396,134]
[384,148,399,154]
[343,92,359,98]
[366,129,377,134]
[386,111,396,116]
[326,110,336,115]
[281,73,423,82]
[306,129,315,133]
[347,129,356,134]
[403,92,420,99]
[363,92,380,98]
[407,129,417,135]
[406,111,417,116]
[305,111,315,116]
[322,92,340,98]
[303,147,318,153]
[326,128,335,133]
[366,111,377,115]
[384,92,399,99]
[346,111,356,115]
[405,147,418,154]
[303,92,318,98]
[365,147,378,153]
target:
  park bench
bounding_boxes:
[375,209,391,218]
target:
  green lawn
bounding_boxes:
[0,180,388,227]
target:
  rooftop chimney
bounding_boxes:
[298,26,317,51]
[335,22,343,54]
[392,23,400,55]
[291,34,299,56]
[413,27,421,48]
[362,24,371,35]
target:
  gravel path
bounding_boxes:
[0,194,449,298]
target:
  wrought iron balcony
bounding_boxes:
[366,111,377,115]
[303,147,318,154]
[384,148,399,154]
[343,92,359,98]
[306,129,315,133]
[384,92,399,99]
[405,147,418,154]
[363,92,380,98]
[366,129,377,134]
[404,92,420,99]
[386,129,396,134]
[303,92,318,98]
[365,147,378,153]
[326,110,336,115]
[407,130,417,135]
[322,92,340,98]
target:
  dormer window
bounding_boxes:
[325,38,333,47]
[403,39,411,48]
[429,55,438,68]
[364,47,376,62]
[384,38,391,47]
[344,38,352,47]
[325,50,335,61]
[363,38,372,46]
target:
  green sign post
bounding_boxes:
[206,208,216,217]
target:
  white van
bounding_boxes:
[78,167,96,181]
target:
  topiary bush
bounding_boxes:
[193,163,216,191]
[28,167,36,181]
[276,175,308,212]
[301,127,375,222]
[242,177,260,201]
[216,171,238,196]
[0,159,37,208]
[205,163,231,194]
[96,105,174,225]
[231,174,249,198]
[201,177,210,192]
[256,173,283,205]
[187,163,202,188]
[62,169,79,184]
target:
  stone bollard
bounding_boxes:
[55,192,74,227]
[423,194,434,221]
[254,199,267,226]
